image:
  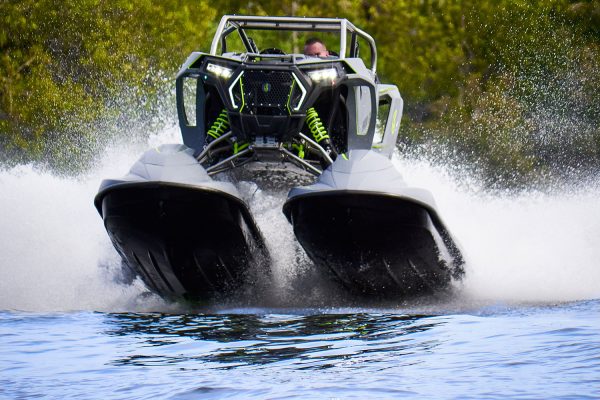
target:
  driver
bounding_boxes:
[304,38,329,57]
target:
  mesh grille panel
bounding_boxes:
[243,70,293,108]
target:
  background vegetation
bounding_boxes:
[1,0,599,186]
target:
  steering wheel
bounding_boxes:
[260,48,286,55]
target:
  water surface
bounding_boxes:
[2,301,599,399]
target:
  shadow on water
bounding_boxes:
[103,313,444,369]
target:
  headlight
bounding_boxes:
[206,63,233,79]
[307,68,339,83]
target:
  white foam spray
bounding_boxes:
[238,182,342,307]
[0,126,182,313]
[393,157,600,304]
[1,126,599,312]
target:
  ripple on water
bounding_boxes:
[1,301,599,399]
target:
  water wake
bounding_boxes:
[1,129,599,312]
[0,127,182,313]
[394,158,600,304]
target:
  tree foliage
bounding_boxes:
[1,0,598,185]
[1,0,216,167]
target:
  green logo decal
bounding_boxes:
[263,82,271,93]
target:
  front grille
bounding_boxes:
[244,70,293,108]
[227,68,307,141]
[230,70,303,116]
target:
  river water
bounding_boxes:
[1,127,599,398]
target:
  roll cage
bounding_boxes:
[210,15,378,74]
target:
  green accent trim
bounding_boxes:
[371,144,383,149]
[286,80,296,115]
[292,143,305,159]
[239,77,246,112]
[392,109,398,132]
[341,153,348,160]
[233,142,249,154]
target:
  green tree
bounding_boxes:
[1,0,216,169]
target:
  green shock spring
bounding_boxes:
[207,109,230,140]
[305,107,329,144]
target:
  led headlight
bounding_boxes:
[206,63,233,79]
[307,67,338,83]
